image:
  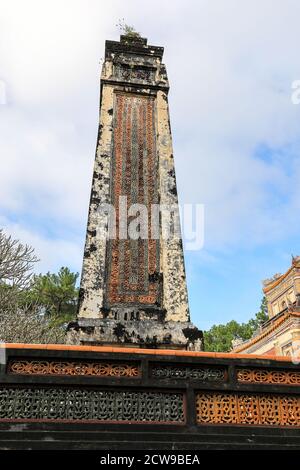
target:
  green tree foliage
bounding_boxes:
[204,297,269,352]
[248,295,268,330]
[30,267,79,324]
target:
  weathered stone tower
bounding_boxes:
[68,34,202,349]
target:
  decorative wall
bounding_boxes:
[0,346,300,449]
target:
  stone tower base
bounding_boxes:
[67,318,203,350]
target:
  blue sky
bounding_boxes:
[1,0,300,330]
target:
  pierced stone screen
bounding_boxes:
[0,387,184,423]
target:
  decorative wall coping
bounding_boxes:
[0,343,295,363]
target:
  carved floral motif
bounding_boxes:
[152,365,225,382]
[237,368,300,385]
[8,360,140,378]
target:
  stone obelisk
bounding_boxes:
[68,34,202,349]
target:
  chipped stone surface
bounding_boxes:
[78,85,114,319]
[68,35,202,350]
[156,91,190,322]
[68,318,202,351]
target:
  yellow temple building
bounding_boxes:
[232,256,300,358]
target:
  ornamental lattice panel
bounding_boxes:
[0,387,184,423]
[152,364,225,382]
[8,360,140,378]
[237,368,300,385]
[196,392,300,427]
[105,93,160,307]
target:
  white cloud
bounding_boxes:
[1,0,300,273]
[0,216,82,274]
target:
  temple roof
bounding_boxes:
[232,310,300,353]
[262,256,300,293]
